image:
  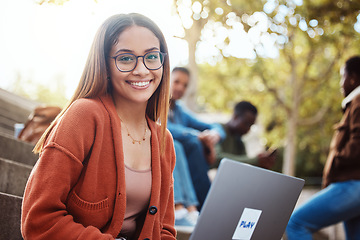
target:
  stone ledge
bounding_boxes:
[0,133,38,166]
[0,192,23,240]
[0,157,32,197]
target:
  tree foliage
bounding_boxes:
[173,0,266,107]
[35,0,69,5]
[174,0,360,177]
[34,0,360,177]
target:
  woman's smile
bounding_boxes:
[126,80,152,89]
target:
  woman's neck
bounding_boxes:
[111,95,147,125]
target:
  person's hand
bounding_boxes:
[203,144,216,165]
[198,130,220,166]
[257,150,277,169]
[198,130,221,148]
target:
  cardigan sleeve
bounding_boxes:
[160,130,177,239]
[21,99,115,240]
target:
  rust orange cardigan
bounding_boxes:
[21,95,176,240]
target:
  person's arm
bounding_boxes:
[160,131,177,239]
[335,101,360,166]
[166,120,201,141]
[180,104,225,140]
[168,102,224,138]
[21,100,114,240]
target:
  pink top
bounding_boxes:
[119,165,152,239]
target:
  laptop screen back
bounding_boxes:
[189,158,304,240]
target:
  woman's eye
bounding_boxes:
[118,55,135,62]
[146,53,159,60]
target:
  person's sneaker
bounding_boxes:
[175,215,195,233]
[174,208,188,220]
[186,210,199,226]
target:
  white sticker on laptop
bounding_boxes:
[232,208,262,240]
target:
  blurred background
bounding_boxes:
[1,0,360,182]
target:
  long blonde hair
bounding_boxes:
[34,13,170,153]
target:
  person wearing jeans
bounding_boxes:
[173,140,199,208]
[286,181,360,239]
[173,140,200,227]
[286,56,360,240]
[168,67,225,210]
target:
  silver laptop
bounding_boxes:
[189,158,305,240]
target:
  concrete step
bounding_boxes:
[0,157,32,197]
[0,133,38,166]
[0,88,38,137]
[0,192,23,240]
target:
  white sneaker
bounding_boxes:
[175,208,188,220]
[175,214,195,233]
[186,211,199,226]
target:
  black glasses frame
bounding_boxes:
[110,51,167,72]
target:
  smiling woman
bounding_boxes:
[21,13,177,240]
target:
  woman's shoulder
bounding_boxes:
[54,97,111,132]
[70,97,103,111]
[66,97,107,119]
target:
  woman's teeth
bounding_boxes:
[130,81,150,87]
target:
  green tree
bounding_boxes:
[174,0,360,176]
[35,0,71,4]
[34,0,360,177]
[173,0,264,109]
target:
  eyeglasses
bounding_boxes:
[110,51,166,72]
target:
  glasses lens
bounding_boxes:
[144,52,164,70]
[115,54,136,72]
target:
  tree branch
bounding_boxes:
[257,65,291,114]
[301,38,350,100]
[299,106,329,126]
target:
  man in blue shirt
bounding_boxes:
[168,67,225,210]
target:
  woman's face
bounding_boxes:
[108,26,163,105]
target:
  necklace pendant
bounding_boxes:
[120,117,147,145]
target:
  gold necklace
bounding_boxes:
[120,118,147,144]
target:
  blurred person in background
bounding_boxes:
[214,101,276,170]
[167,67,225,210]
[172,140,200,229]
[286,56,360,240]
